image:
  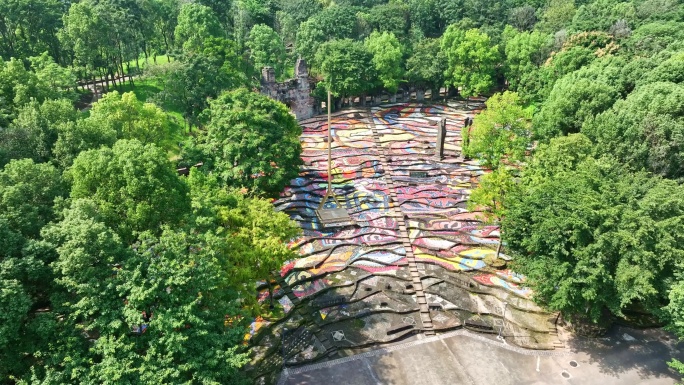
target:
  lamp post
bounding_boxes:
[497,302,508,341]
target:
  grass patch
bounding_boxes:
[115,76,188,157]
[123,55,172,75]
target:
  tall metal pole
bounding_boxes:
[327,90,332,193]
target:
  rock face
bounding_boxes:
[260,58,319,120]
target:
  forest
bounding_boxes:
[1,0,684,383]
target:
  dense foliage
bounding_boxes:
[2,0,684,382]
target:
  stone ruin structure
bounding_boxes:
[260,59,319,120]
[243,101,565,385]
[260,59,454,121]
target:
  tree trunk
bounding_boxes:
[126,63,134,86]
[101,68,109,91]
[92,74,99,101]
[162,30,170,55]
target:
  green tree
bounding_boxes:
[624,22,684,56]
[53,119,118,169]
[295,19,327,63]
[467,166,516,258]
[465,91,532,168]
[570,0,636,33]
[509,5,537,31]
[582,81,684,179]
[503,27,552,92]
[198,88,302,197]
[314,39,377,98]
[505,154,684,324]
[150,38,252,127]
[0,103,54,166]
[521,133,594,184]
[466,92,531,259]
[537,0,576,33]
[278,0,322,24]
[406,38,446,93]
[59,0,106,88]
[642,52,684,86]
[29,52,77,101]
[441,26,500,99]
[636,0,682,23]
[60,0,137,90]
[533,73,619,140]
[174,3,223,53]
[0,159,66,381]
[238,0,278,28]
[0,159,66,238]
[67,139,190,242]
[149,0,181,56]
[362,2,410,39]
[0,56,75,127]
[87,91,172,147]
[295,6,360,62]
[247,24,287,77]
[198,0,234,31]
[107,230,249,384]
[43,199,134,335]
[41,201,251,384]
[0,98,79,167]
[409,0,442,37]
[365,31,404,94]
[188,170,300,305]
[0,0,64,61]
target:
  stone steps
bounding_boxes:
[366,110,435,337]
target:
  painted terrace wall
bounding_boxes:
[244,101,564,385]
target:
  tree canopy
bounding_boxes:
[67,139,190,242]
[365,31,404,94]
[314,39,377,97]
[247,24,287,77]
[195,88,302,197]
[3,0,684,381]
[441,27,500,99]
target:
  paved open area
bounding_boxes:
[281,326,684,385]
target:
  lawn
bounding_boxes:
[123,54,172,75]
[117,75,188,158]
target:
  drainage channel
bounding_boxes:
[365,108,435,336]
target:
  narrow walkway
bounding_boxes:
[366,108,435,336]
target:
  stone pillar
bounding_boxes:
[436,118,447,160]
[295,58,308,78]
[390,93,397,103]
[416,89,425,101]
[261,66,276,84]
[373,95,382,105]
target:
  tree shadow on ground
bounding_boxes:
[565,324,684,381]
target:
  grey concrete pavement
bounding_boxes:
[281,327,684,385]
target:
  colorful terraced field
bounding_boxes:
[245,101,563,385]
